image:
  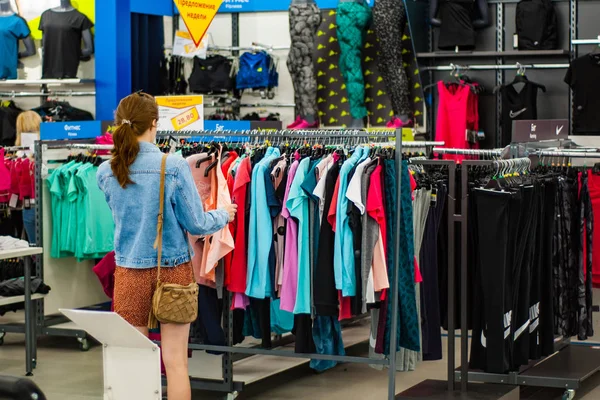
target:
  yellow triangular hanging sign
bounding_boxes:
[174,0,223,47]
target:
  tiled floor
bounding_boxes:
[1,333,600,399]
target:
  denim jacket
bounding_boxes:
[97,141,229,268]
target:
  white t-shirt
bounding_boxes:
[346,157,372,215]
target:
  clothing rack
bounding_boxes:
[531,150,600,158]
[159,128,396,137]
[208,44,290,52]
[433,147,504,157]
[0,141,113,351]
[205,103,296,108]
[438,147,600,399]
[572,37,600,45]
[0,79,94,86]
[403,141,445,147]
[0,91,96,98]
[43,143,113,150]
[155,128,435,400]
[1,146,32,152]
[422,63,569,72]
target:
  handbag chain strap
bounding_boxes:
[153,154,168,284]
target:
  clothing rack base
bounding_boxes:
[396,379,519,399]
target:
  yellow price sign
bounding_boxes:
[172,107,200,130]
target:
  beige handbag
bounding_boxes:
[148,154,199,329]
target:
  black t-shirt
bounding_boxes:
[438,0,476,51]
[499,81,539,146]
[565,55,600,134]
[39,9,93,79]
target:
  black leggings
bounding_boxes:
[470,188,519,374]
[372,0,411,116]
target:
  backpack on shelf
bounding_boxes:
[515,0,558,50]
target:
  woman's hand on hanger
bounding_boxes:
[223,203,238,222]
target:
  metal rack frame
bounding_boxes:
[433,147,600,398]
[0,79,96,106]
[0,91,96,99]
[422,63,570,72]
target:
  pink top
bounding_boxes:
[435,81,479,162]
[187,153,217,285]
[0,149,10,202]
[19,158,32,200]
[279,160,300,313]
[204,151,235,276]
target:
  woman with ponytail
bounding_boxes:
[97,92,237,400]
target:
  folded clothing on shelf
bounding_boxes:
[0,236,30,251]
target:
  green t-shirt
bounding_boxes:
[76,165,114,259]
[61,162,82,256]
[47,161,115,260]
[47,168,63,258]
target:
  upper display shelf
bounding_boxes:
[0,79,95,86]
[416,50,571,59]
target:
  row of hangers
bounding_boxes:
[66,150,104,167]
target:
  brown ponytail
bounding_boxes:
[111,92,159,188]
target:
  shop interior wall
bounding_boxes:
[417,1,585,146]
[168,12,296,125]
[8,0,96,117]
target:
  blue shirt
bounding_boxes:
[0,14,30,79]
[246,147,281,299]
[97,142,229,268]
[287,157,311,314]
[334,146,366,296]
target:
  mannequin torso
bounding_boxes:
[53,0,75,12]
[429,0,490,29]
[0,0,14,16]
[43,1,94,59]
[0,0,36,60]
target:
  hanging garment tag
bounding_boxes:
[23,198,31,210]
[30,198,36,206]
[431,188,438,207]
[513,34,519,49]
[466,130,479,144]
[8,194,18,209]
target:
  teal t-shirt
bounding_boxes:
[77,165,115,258]
[62,162,82,256]
[47,169,64,258]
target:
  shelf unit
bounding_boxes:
[0,247,44,376]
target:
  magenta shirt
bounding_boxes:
[279,160,300,313]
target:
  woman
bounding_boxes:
[16,111,42,245]
[97,92,236,400]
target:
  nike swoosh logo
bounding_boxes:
[556,125,564,135]
[509,108,527,118]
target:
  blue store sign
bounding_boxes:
[40,121,102,141]
[218,0,372,13]
[183,120,251,142]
